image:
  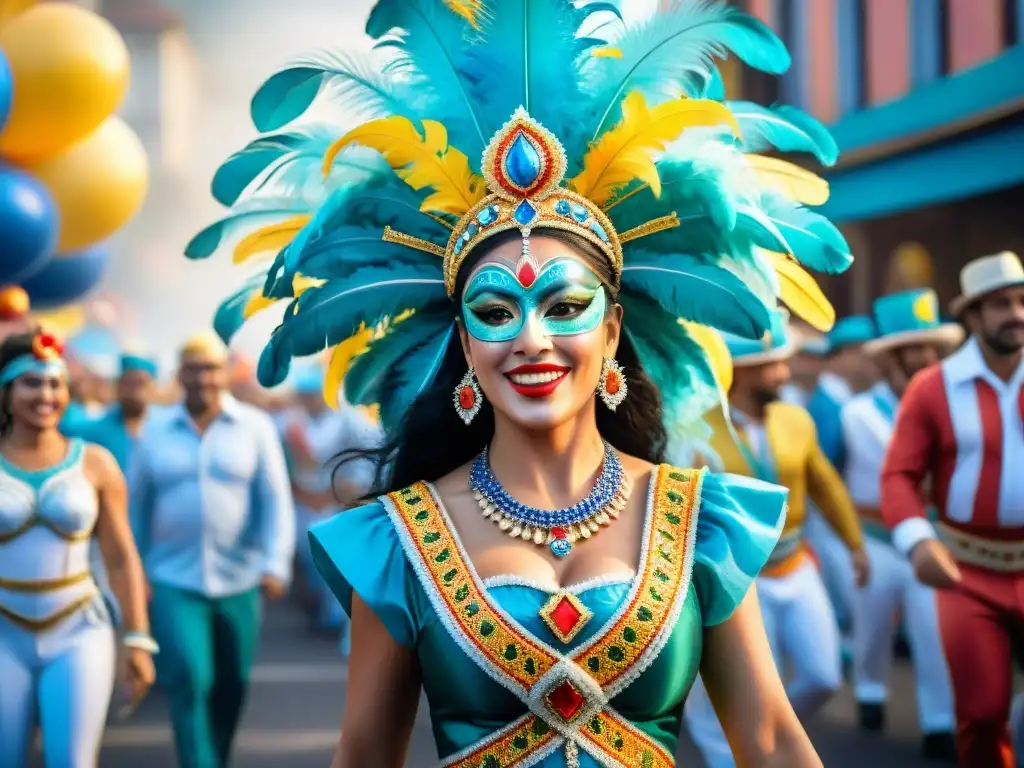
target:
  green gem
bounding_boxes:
[589,717,602,734]
[659,529,676,541]
[406,496,422,505]
[637,606,653,621]
[524,658,536,675]
[443,568,458,583]
[669,472,687,481]
[531,719,549,736]
[435,548,451,563]
[423,531,441,544]
[455,584,470,601]
[481,756,500,768]
[654,569,670,582]
[480,620,495,637]
[614,735,624,749]
[512,734,529,750]
[649,587,663,602]
[623,626,637,643]
[642,752,655,768]
[607,646,625,662]
[414,510,429,521]
[504,644,518,661]
[666,512,681,525]
[465,601,480,617]
[587,657,600,673]
[667,491,683,504]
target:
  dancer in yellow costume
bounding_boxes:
[189,1,857,765]
[686,312,868,768]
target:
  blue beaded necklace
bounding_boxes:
[469,442,631,558]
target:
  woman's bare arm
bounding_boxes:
[332,594,422,768]
[700,589,821,768]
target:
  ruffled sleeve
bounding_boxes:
[309,502,426,648]
[692,471,788,626]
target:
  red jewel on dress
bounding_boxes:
[545,680,586,721]
[548,596,583,636]
[459,385,477,410]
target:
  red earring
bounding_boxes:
[454,366,483,425]
[598,357,627,411]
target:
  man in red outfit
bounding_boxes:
[881,251,1024,768]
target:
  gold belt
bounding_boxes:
[0,592,97,633]
[0,570,91,593]
[936,523,1024,573]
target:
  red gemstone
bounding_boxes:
[458,386,476,410]
[545,680,586,721]
[516,258,537,288]
[551,526,567,539]
[549,597,583,636]
[605,371,620,395]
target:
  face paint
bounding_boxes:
[462,258,607,343]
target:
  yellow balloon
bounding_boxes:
[32,304,86,338]
[0,3,129,160]
[26,116,148,252]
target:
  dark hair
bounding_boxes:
[333,228,668,496]
[0,330,41,439]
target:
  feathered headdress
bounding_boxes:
[187,0,850,436]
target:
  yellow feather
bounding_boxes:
[680,320,733,393]
[747,155,830,206]
[591,47,623,59]
[233,214,312,264]
[323,325,376,409]
[571,92,740,207]
[765,250,836,332]
[323,117,485,215]
[242,275,322,321]
[444,0,484,28]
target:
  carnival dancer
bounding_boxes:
[0,330,155,768]
[803,314,877,663]
[882,251,1024,768]
[188,2,860,763]
[128,332,295,768]
[685,314,868,768]
[841,289,960,761]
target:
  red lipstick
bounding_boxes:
[503,363,571,398]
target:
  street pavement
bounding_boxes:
[87,602,947,768]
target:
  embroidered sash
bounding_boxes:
[384,465,703,768]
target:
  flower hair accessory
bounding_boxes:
[192,0,853,440]
[31,331,64,362]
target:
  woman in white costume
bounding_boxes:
[0,329,156,767]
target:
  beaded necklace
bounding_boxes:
[469,442,631,557]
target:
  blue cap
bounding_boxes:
[864,288,964,354]
[721,311,794,367]
[120,353,158,378]
[826,315,876,352]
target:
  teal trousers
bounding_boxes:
[150,585,261,768]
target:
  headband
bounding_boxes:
[0,355,67,387]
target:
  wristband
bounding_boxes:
[122,632,160,654]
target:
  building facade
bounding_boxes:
[728,0,1024,314]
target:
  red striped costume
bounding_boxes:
[882,337,1024,768]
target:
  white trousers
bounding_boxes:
[685,559,842,768]
[0,600,116,768]
[804,506,856,631]
[853,536,954,733]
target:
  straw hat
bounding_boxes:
[949,251,1024,316]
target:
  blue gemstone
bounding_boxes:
[555,199,571,216]
[504,133,542,188]
[454,238,464,256]
[571,204,588,222]
[467,222,479,238]
[591,222,609,242]
[477,205,498,225]
[550,538,572,558]
[513,199,537,225]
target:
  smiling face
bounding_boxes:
[458,235,622,431]
[7,370,70,432]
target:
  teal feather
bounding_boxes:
[185,197,310,260]
[762,193,852,274]
[583,0,789,142]
[621,250,771,338]
[377,324,454,430]
[367,0,486,158]
[288,228,438,280]
[728,101,838,166]
[702,66,726,100]
[250,50,415,133]
[212,271,268,344]
[344,302,453,405]
[258,265,447,386]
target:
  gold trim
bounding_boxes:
[936,522,1024,573]
[0,516,93,544]
[0,570,91,593]
[382,226,446,258]
[601,181,649,212]
[538,591,593,645]
[618,213,681,244]
[0,593,96,633]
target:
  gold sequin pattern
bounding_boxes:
[579,711,676,768]
[443,715,555,768]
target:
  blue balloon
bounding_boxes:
[0,161,57,284]
[21,243,110,311]
[0,49,11,131]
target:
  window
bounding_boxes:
[1003,0,1021,46]
[836,0,866,114]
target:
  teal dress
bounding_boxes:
[310,466,786,767]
